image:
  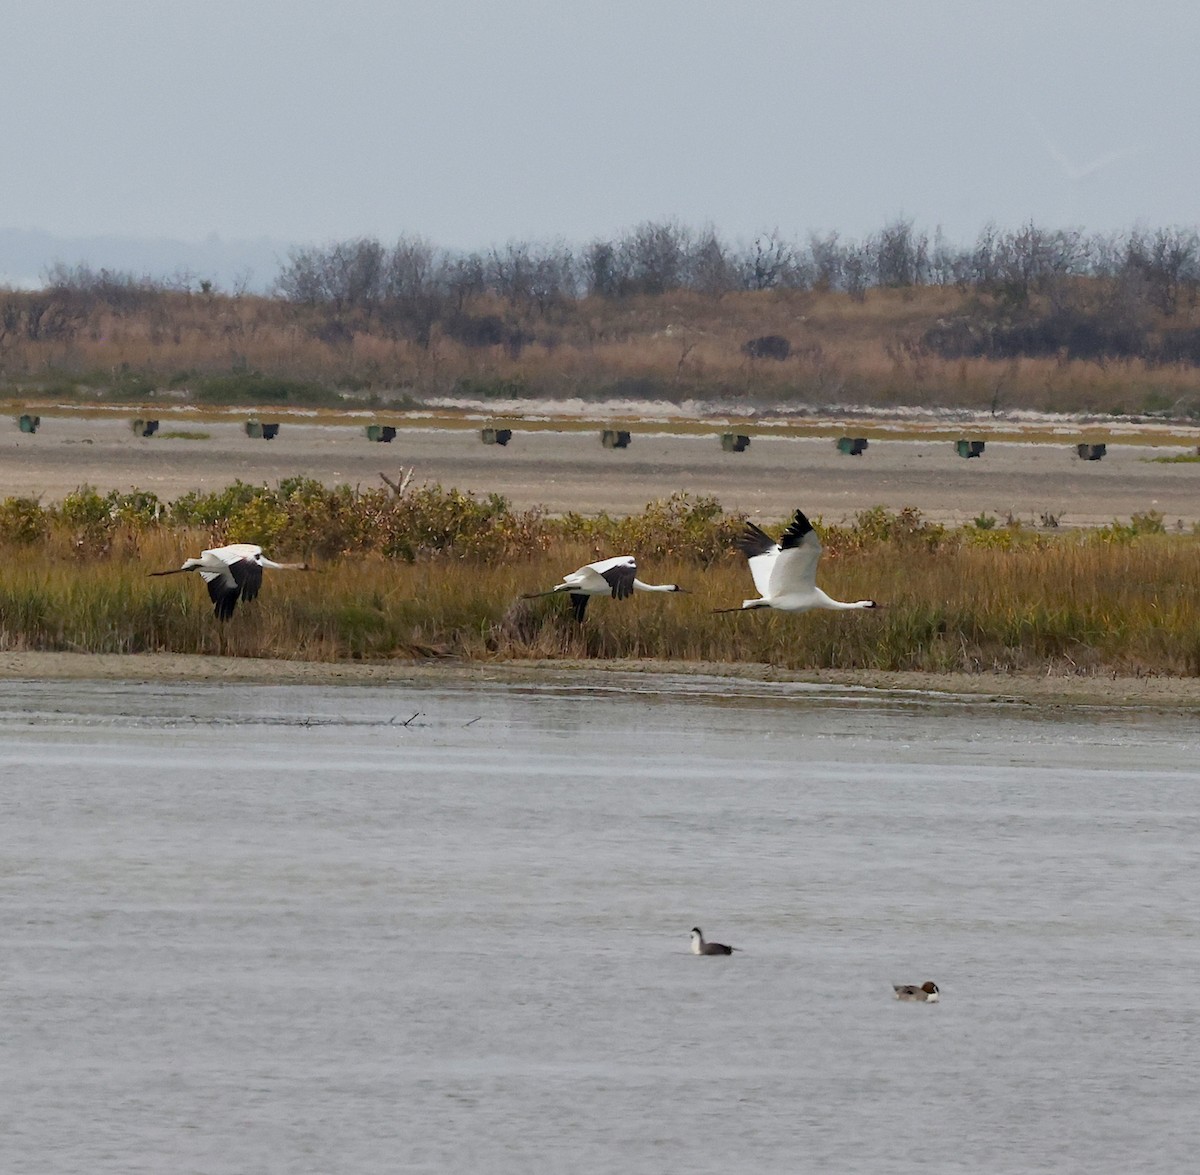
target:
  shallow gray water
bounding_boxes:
[1,675,1198,1174]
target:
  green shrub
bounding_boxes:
[559,493,741,566]
[58,485,112,531]
[108,491,162,527]
[225,496,290,548]
[1130,510,1167,534]
[1095,510,1168,542]
[0,497,48,544]
[169,481,271,526]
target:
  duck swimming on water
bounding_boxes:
[690,927,737,956]
[893,981,940,1002]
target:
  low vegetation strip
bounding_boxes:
[3,217,1200,419]
[0,482,1197,676]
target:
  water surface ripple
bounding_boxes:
[1,676,1198,1174]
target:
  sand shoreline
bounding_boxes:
[3,650,1198,711]
[6,411,1200,527]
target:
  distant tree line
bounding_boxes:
[273,219,1200,305]
[271,219,1200,364]
[6,219,1200,367]
[0,262,201,345]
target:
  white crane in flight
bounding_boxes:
[150,543,309,620]
[524,555,687,622]
[717,509,877,614]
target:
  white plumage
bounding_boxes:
[150,543,309,620]
[524,555,687,621]
[720,509,877,614]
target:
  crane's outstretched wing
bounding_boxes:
[768,510,822,598]
[199,555,261,620]
[228,558,264,604]
[563,556,635,597]
[561,556,637,621]
[598,559,636,600]
[200,570,240,619]
[207,543,264,562]
[735,522,781,599]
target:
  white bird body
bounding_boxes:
[150,543,309,620]
[525,555,686,621]
[722,510,876,614]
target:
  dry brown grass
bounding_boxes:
[3,284,1200,416]
[2,511,1199,677]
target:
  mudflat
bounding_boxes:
[5,414,1200,527]
[1,651,1198,710]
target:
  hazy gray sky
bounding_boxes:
[2,0,1196,252]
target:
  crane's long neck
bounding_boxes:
[814,588,874,611]
[633,579,676,594]
[259,558,310,571]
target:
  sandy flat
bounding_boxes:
[2,651,1198,711]
[4,414,1200,526]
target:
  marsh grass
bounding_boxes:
[1,489,1198,675]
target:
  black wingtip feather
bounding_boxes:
[228,559,263,603]
[734,521,778,560]
[599,562,636,600]
[779,510,814,550]
[206,581,239,621]
[569,593,589,622]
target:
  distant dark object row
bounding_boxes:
[478,431,1117,462]
[0,417,1151,464]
